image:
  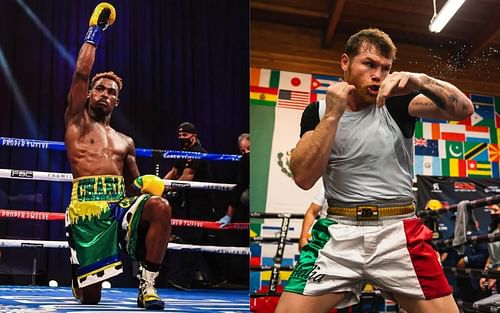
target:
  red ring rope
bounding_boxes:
[0,209,248,230]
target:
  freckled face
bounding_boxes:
[342,44,393,104]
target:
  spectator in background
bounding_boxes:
[164,122,217,290]
[480,204,500,293]
[298,185,327,251]
[218,133,250,227]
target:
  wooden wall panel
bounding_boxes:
[251,21,500,95]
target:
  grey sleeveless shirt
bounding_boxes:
[300,94,417,204]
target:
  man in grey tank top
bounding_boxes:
[275,28,473,313]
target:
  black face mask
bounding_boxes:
[179,138,192,148]
[490,214,500,233]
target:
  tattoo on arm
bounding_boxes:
[460,100,470,113]
[413,101,434,108]
[420,80,447,110]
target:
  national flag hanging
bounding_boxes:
[491,127,499,144]
[415,139,439,156]
[250,68,280,88]
[489,144,500,162]
[250,223,261,238]
[440,124,466,142]
[495,112,500,129]
[495,96,500,121]
[449,117,471,126]
[438,140,463,159]
[278,71,312,92]
[471,104,495,128]
[250,243,261,266]
[471,94,494,106]
[419,117,448,124]
[441,158,467,177]
[277,90,310,110]
[310,74,341,102]
[466,125,490,143]
[415,122,440,140]
[250,86,278,106]
[493,162,500,177]
[464,142,489,161]
[467,160,492,177]
[414,122,423,139]
[415,155,441,176]
[250,242,262,292]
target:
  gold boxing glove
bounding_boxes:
[84,2,116,45]
[133,175,165,197]
[89,2,116,29]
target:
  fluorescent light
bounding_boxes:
[429,0,466,33]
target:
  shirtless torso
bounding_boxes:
[64,40,171,310]
[64,48,138,181]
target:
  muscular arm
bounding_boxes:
[409,76,473,120]
[65,43,96,126]
[379,72,474,121]
[290,116,340,190]
[291,83,352,190]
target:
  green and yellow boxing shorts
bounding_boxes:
[65,175,151,288]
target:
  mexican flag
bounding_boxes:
[250,67,329,214]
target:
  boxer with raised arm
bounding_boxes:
[64,3,171,310]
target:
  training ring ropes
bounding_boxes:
[0,136,249,276]
[250,196,500,313]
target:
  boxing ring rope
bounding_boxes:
[443,266,500,280]
[0,209,248,230]
[418,195,500,218]
[433,231,500,248]
[250,265,294,272]
[0,136,241,161]
[250,212,305,296]
[250,212,305,219]
[458,301,500,313]
[0,168,236,191]
[0,239,249,255]
[250,207,500,312]
[0,135,249,292]
[251,237,299,243]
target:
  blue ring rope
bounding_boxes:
[0,137,241,161]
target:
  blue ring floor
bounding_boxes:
[0,285,249,312]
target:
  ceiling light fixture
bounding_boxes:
[429,0,466,33]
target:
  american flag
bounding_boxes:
[277,89,310,110]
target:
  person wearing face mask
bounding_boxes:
[163,122,215,290]
[164,122,212,186]
[218,133,250,228]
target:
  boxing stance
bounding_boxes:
[275,28,474,313]
[64,3,171,310]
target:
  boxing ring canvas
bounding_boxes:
[0,286,249,312]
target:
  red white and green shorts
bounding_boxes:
[284,215,452,308]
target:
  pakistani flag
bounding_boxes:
[251,68,322,214]
[438,140,463,159]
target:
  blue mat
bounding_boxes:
[0,286,249,312]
